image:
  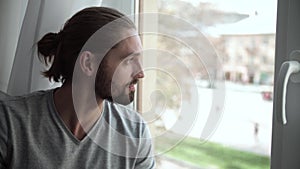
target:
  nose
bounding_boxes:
[134,59,144,79]
[135,70,144,79]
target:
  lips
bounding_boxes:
[128,79,138,92]
[129,84,135,91]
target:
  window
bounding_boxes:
[138,0,277,168]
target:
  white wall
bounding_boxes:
[102,0,135,15]
[0,0,28,92]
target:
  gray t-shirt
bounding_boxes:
[0,89,155,169]
[0,91,8,100]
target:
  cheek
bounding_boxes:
[112,64,132,85]
[111,72,128,89]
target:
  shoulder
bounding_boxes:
[2,89,50,103]
[101,101,155,167]
[107,101,145,123]
[0,89,53,119]
[0,89,54,135]
[103,101,148,138]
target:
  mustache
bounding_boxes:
[127,79,139,86]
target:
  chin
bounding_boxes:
[113,96,134,105]
[111,91,135,105]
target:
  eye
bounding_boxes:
[124,56,134,65]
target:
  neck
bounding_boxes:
[53,83,103,140]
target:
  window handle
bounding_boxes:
[275,61,300,125]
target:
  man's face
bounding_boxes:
[95,35,144,105]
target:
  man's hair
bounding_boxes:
[37,7,136,83]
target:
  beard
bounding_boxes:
[110,88,135,105]
[95,62,135,105]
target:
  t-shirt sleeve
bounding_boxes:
[134,125,156,169]
[0,102,8,169]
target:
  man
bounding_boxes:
[0,7,155,169]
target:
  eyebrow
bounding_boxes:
[120,51,141,59]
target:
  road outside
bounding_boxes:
[161,81,273,156]
[156,82,273,168]
[197,84,272,156]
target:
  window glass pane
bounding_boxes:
[140,0,277,168]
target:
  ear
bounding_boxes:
[79,51,96,76]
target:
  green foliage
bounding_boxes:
[156,136,270,169]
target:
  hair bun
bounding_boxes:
[37,32,62,65]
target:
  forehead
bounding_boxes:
[115,35,142,57]
[101,34,143,63]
